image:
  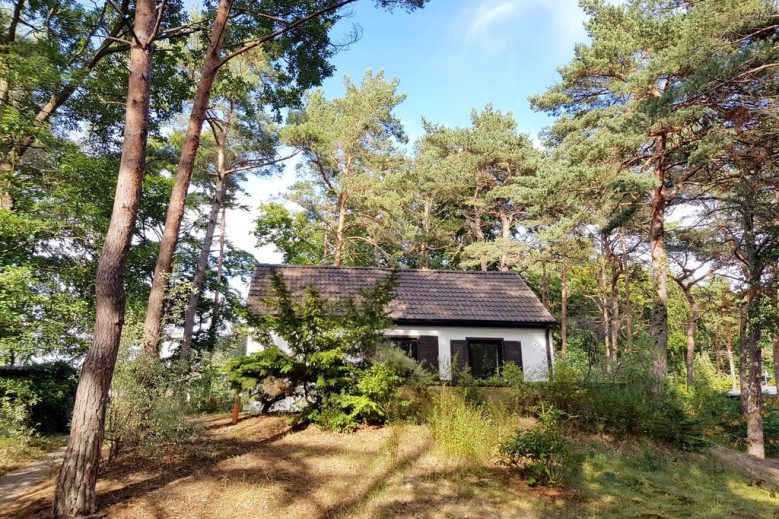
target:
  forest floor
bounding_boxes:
[0,435,67,478]
[3,415,779,519]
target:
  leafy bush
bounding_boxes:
[107,348,200,458]
[498,424,572,486]
[181,351,239,414]
[0,378,37,437]
[535,355,719,451]
[0,362,78,435]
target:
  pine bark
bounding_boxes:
[53,1,156,515]
[334,191,347,266]
[619,228,633,349]
[610,261,621,359]
[773,333,779,394]
[180,174,226,363]
[498,212,512,271]
[740,206,764,458]
[649,134,669,389]
[142,0,232,355]
[598,244,612,370]
[421,198,431,269]
[725,323,737,391]
[674,279,702,386]
[684,294,700,386]
[560,255,568,359]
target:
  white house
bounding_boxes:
[246,265,556,381]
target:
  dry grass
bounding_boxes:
[3,415,779,519]
[0,435,67,478]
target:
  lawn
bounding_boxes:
[4,415,779,519]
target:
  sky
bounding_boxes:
[228,0,593,267]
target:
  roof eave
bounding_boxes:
[392,318,557,328]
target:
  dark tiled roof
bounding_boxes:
[248,265,556,325]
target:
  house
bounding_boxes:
[246,265,556,381]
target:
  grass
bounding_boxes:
[0,435,68,478]
[3,414,779,519]
[429,386,534,465]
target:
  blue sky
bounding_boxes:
[320,0,589,141]
[231,0,592,265]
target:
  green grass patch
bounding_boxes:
[555,438,779,518]
[428,387,534,465]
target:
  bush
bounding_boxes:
[498,425,572,486]
[182,351,238,414]
[0,378,37,437]
[0,362,78,435]
[107,352,200,458]
[534,355,719,451]
[227,271,435,432]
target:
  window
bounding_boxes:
[468,339,502,379]
[388,337,419,360]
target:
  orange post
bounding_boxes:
[232,399,240,425]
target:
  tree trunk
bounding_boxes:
[741,204,764,457]
[421,197,431,269]
[745,296,765,458]
[180,174,227,363]
[53,1,156,516]
[142,0,232,356]
[739,303,749,413]
[334,190,347,266]
[726,323,737,391]
[473,207,488,271]
[610,267,620,361]
[207,204,227,346]
[498,211,512,271]
[773,332,779,393]
[560,255,568,359]
[619,228,633,349]
[649,136,669,389]
[675,280,701,386]
[685,299,699,386]
[598,245,612,371]
[541,259,550,309]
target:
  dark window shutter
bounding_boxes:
[503,340,523,369]
[418,335,439,373]
[450,340,469,373]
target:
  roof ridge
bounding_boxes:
[255,263,526,275]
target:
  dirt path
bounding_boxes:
[0,448,64,511]
[713,446,779,483]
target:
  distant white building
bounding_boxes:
[246,265,556,381]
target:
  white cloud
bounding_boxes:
[465,1,525,41]
[459,0,588,56]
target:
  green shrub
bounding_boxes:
[0,362,78,435]
[227,271,433,432]
[533,355,720,451]
[0,378,37,437]
[107,352,200,458]
[498,425,572,486]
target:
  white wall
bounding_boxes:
[387,325,551,382]
[246,326,549,381]
[247,325,552,382]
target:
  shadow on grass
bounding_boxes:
[528,442,779,519]
[4,417,294,519]
[7,420,779,519]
